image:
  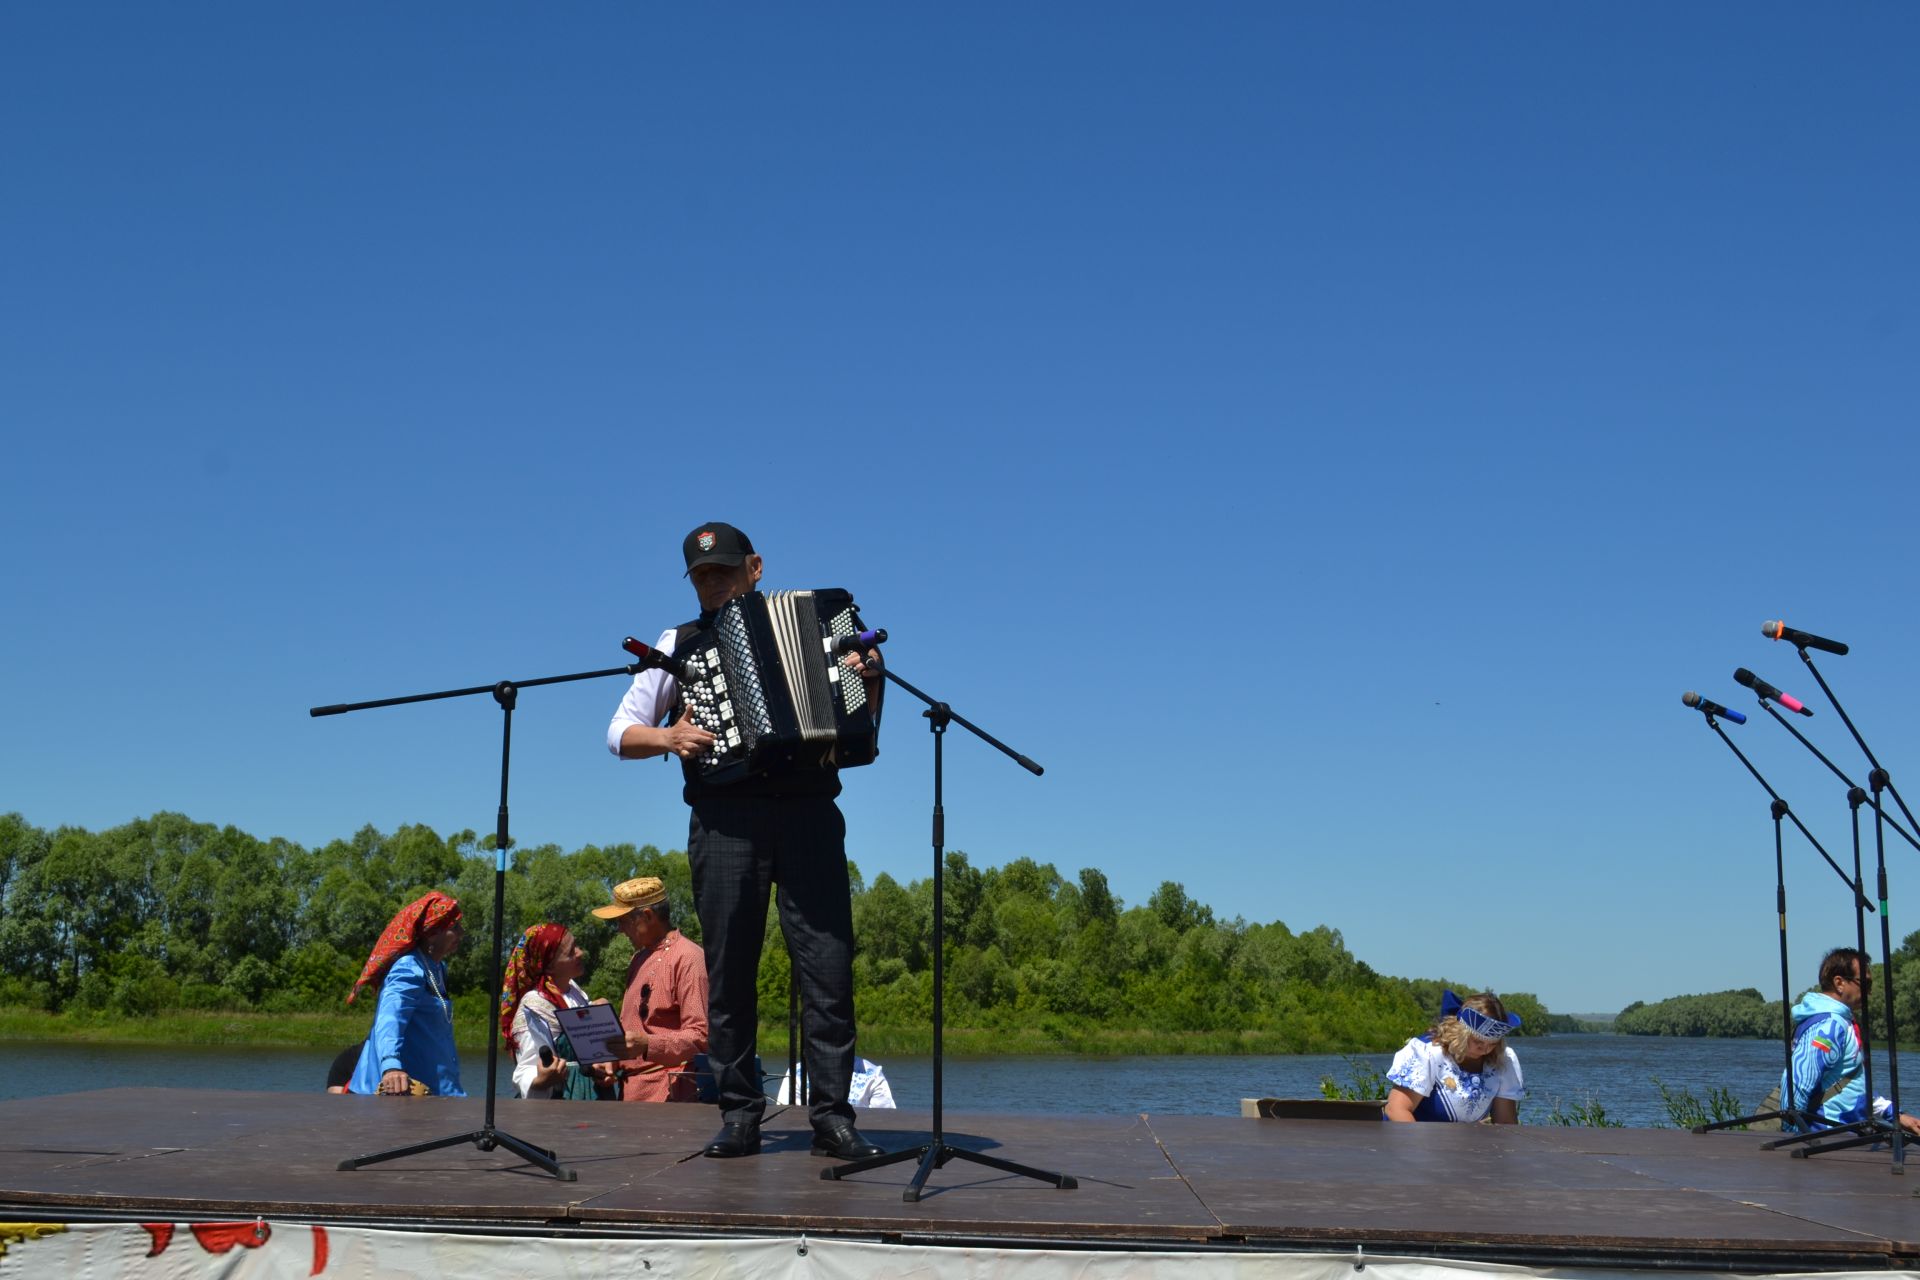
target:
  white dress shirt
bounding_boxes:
[509,980,592,1098]
[606,627,681,757]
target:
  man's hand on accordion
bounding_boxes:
[664,707,717,760]
[842,648,885,700]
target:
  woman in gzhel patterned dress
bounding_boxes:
[1382,990,1524,1124]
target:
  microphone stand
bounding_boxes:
[787,961,810,1108]
[313,654,659,1182]
[1776,647,1907,1171]
[819,665,1076,1202]
[1688,709,1866,1136]
[1741,700,1915,1154]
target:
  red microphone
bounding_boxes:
[622,636,688,679]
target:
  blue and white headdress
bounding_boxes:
[1441,989,1522,1040]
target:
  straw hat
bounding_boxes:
[592,876,668,920]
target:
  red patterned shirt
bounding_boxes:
[617,930,709,1102]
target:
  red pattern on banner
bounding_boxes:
[188,1221,271,1253]
[142,1221,273,1256]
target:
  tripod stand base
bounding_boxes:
[338,1126,577,1181]
[821,1140,1077,1203]
[1691,1108,1818,1138]
[1784,1120,1907,1167]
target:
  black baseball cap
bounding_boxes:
[683,522,755,575]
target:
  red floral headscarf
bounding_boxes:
[499,923,570,1053]
[347,891,461,1005]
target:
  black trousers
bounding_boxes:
[687,794,857,1128]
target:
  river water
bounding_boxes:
[1,1035,1907,1128]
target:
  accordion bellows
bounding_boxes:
[678,589,880,784]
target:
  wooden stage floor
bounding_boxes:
[0,1088,1915,1270]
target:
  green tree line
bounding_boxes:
[1614,944,1920,1045]
[1614,988,1778,1038]
[0,811,1568,1052]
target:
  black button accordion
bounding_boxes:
[677,589,881,784]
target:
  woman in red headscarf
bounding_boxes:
[500,924,598,1099]
[346,891,466,1097]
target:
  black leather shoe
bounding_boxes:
[703,1121,761,1158]
[811,1119,884,1159]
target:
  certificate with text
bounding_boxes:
[555,1003,626,1065]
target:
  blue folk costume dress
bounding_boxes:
[349,952,465,1097]
[345,890,466,1097]
[1385,991,1525,1122]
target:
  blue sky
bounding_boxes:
[4,4,1917,1016]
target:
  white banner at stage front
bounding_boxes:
[776,1057,895,1108]
[0,1223,1898,1280]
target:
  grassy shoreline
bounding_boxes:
[13,1009,1901,1058]
[1,1009,1405,1057]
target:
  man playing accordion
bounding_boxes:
[607,521,887,1161]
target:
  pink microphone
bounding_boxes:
[1734,668,1813,717]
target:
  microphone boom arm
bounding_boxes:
[1704,715,1874,912]
[1791,647,1920,848]
[1753,699,1920,855]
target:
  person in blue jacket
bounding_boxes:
[1781,947,1920,1137]
[346,891,467,1097]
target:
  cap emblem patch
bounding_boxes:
[697,531,716,551]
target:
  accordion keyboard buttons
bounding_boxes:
[678,643,742,768]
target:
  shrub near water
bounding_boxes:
[1651,1077,1747,1129]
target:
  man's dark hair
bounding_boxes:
[646,902,673,928]
[1819,947,1870,993]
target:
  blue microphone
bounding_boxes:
[1683,691,1746,724]
[830,628,888,657]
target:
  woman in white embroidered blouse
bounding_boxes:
[500,925,594,1099]
[1382,990,1525,1124]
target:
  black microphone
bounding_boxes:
[1683,691,1746,724]
[1733,667,1813,717]
[1761,620,1849,656]
[829,628,887,657]
[622,635,689,679]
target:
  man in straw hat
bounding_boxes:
[595,876,708,1102]
[606,522,887,1159]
